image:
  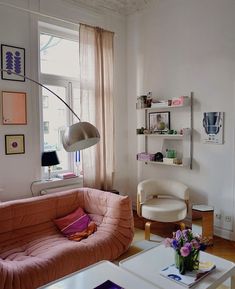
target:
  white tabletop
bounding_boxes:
[120,245,235,289]
[38,260,159,289]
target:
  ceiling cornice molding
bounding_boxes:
[62,0,154,16]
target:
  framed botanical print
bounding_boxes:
[5,134,25,155]
[1,44,25,81]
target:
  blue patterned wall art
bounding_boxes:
[1,44,25,81]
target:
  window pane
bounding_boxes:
[42,85,68,171]
[40,34,79,78]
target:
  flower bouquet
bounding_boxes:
[164,229,207,275]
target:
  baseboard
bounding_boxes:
[214,227,235,241]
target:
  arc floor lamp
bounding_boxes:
[0,69,100,152]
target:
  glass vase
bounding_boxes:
[175,250,200,275]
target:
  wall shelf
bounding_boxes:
[137,134,184,140]
[136,92,193,169]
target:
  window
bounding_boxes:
[39,23,81,175]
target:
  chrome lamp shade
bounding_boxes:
[62,122,100,152]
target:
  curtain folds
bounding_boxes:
[79,24,114,190]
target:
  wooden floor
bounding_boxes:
[133,211,235,262]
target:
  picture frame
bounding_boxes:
[149,111,170,133]
[1,44,25,81]
[2,91,27,124]
[5,134,25,155]
[202,112,224,144]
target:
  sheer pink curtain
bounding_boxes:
[79,24,114,190]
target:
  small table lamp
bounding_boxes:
[41,151,60,181]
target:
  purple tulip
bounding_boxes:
[175,230,182,240]
[172,239,179,250]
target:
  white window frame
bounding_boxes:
[39,22,80,177]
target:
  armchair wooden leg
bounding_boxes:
[145,221,152,240]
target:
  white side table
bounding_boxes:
[38,260,160,289]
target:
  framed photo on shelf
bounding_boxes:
[149,111,170,133]
[2,91,27,124]
[5,134,25,155]
[1,44,25,81]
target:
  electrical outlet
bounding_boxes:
[225,216,232,222]
[215,213,221,220]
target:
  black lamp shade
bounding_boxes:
[41,151,60,167]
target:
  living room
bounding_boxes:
[0,0,235,287]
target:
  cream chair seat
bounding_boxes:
[137,179,189,240]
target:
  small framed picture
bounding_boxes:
[1,44,25,81]
[149,111,170,133]
[5,134,25,155]
[2,91,27,124]
[202,112,224,144]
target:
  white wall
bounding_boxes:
[0,0,128,201]
[1,0,235,240]
[127,0,235,240]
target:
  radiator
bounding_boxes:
[40,183,82,195]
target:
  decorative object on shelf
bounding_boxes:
[137,152,155,161]
[5,134,25,155]
[146,91,152,107]
[41,151,60,181]
[202,112,224,145]
[164,229,207,275]
[136,127,145,134]
[136,95,147,109]
[166,149,176,158]
[1,44,25,81]
[149,111,170,134]
[171,96,188,106]
[173,158,183,165]
[155,152,163,162]
[0,68,100,152]
[2,91,27,124]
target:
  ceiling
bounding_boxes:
[64,0,154,15]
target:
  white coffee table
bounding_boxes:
[38,260,160,289]
[120,244,235,289]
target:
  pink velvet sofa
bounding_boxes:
[0,188,134,289]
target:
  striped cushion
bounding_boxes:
[54,207,90,236]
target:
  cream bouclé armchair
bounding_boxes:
[137,179,189,240]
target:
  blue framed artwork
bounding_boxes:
[1,44,25,81]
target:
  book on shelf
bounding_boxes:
[57,172,77,179]
[160,261,216,287]
[93,280,124,289]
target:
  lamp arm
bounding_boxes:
[0,69,81,122]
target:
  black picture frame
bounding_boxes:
[1,44,25,81]
[5,134,25,155]
[149,111,170,133]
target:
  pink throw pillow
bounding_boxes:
[54,207,90,236]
